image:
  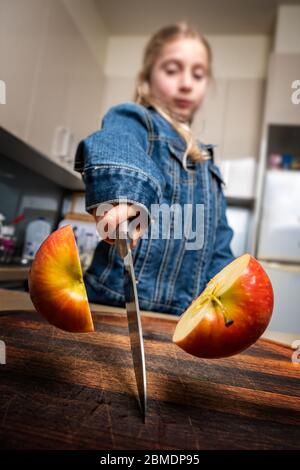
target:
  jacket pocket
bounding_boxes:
[168,140,198,171]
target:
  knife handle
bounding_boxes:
[115,218,135,258]
[116,216,139,241]
[116,219,129,241]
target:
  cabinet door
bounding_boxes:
[191,79,228,161]
[192,78,265,162]
[0,0,48,139]
[25,0,76,161]
[65,37,104,145]
[222,79,265,158]
[61,36,104,172]
[265,54,300,125]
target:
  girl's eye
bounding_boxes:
[194,73,204,81]
[165,68,178,75]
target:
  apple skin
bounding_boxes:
[28,225,94,333]
[174,256,274,358]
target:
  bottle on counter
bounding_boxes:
[0,224,16,264]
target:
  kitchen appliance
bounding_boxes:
[256,170,300,335]
[58,218,99,272]
[22,217,51,261]
[257,170,300,262]
[115,219,147,421]
[260,261,300,335]
[255,124,300,336]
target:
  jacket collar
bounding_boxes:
[148,107,215,168]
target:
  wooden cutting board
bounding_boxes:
[0,300,299,450]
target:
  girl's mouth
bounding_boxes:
[174,99,193,108]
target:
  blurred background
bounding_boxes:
[0,0,299,336]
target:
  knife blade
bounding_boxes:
[115,219,147,421]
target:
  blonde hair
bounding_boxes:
[134,22,212,164]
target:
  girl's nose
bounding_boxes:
[179,72,193,90]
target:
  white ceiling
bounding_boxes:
[95,0,300,35]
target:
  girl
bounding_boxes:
[74,22,235,316]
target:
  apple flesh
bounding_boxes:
[28,225,94,333]
[173,254,274,358]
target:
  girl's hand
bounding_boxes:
[92,203,146,249]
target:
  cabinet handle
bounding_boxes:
[51,126,71,162]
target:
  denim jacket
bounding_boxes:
[74,102,235,315]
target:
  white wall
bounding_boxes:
[104,35,270,79]
[274,5,300,54]
[62,0,108,67]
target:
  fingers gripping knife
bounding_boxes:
[115,219,147,421]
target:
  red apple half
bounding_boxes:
[173,254,274,358]
[28,225,94,333]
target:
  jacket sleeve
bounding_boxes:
[206,167,235,282]
[74,102,166,217]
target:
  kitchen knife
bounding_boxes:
[115,219,147,421]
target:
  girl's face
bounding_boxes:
[149,37,209,122]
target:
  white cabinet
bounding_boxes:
[192,78,265,161]
[264,54,300,125]
[0,0,49,140]
[25,0,77,162]
[65,36,104,156]
[0,0,105,174]
[222,79,265,158]
[27,0,104,165]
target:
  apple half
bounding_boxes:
[173,254,274,358]
[28,225,94,333]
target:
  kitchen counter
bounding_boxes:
[0,266,30,282]
[0,288,299,449]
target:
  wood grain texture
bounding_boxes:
[0,305,299,450]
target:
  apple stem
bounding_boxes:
[211,295,234,327]
[192,294,210,313]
